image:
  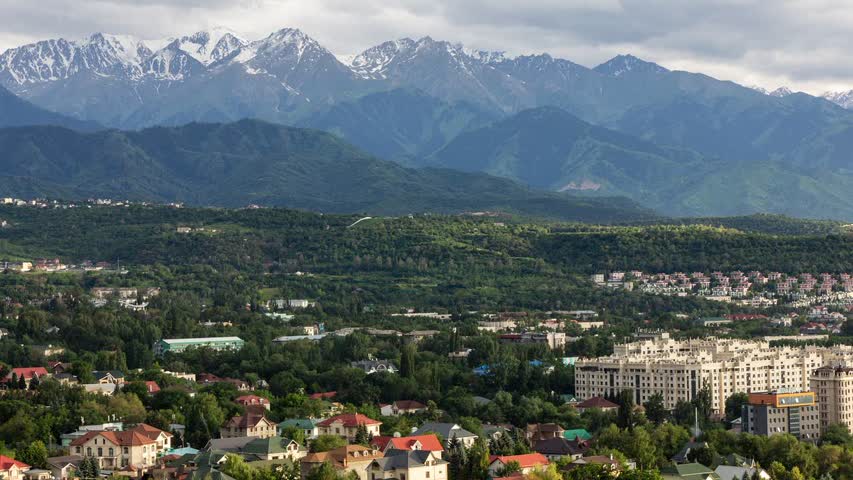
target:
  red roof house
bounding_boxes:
[0,455,29,475]
[371,434,444,452]
[575,396,619,412]
[309,391,337,400]
[488,453,549,475]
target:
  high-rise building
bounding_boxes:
[741,390,820,442]
[810,365,853,433]
[574,333,853,415]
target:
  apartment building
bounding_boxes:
[810,365,853,433]
[741,390,820,442]
[574,333,853,415]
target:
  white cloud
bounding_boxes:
[0,0,850,94]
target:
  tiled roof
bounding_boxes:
[373,434,444,452]
[308,391,337,400]
[576,397,619,409]
[70,430,157,447]
[317,413,380,427]
[235,395,270,405]
[490,453,549,469]
[393,400,427,410]
[0,455,29,471]
[224,414,271,429]
[6,367,48,380]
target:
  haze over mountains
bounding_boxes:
[2,27,853,220]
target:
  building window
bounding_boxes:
[97,448,103,457]
[108,448,114,456]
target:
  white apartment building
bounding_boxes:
[574,333,853,415]
[810,365,853,433]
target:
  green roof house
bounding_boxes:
[278,419,319,439]
[660,463,721,480]
[563,429,592,441]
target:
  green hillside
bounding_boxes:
[0,120,654,223]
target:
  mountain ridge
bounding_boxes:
[0,119,654,222]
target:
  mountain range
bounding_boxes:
[0,120,653,222]
[2,28,853,219]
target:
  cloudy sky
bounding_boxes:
[1,0,851,95]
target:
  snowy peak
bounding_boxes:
[769,86,794,97]
[594,54,669,77]
[821,90,853,109]
[350,39,417,78]
[465,49,508,65]
[170,28,248,65]
[0,33,152,84]
[247,27,339,68]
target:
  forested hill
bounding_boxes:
[0,120,652,223]
[1,205,851,275]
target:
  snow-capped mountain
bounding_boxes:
[821,90,853,109]
[0,33,153,85]
[769,86,794,97]
[1,26,846,132]
[593,54,669,77]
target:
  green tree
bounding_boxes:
[494,460,521,478]
[310,435,347,453]
[400,343,416,379]
[19,440,48,468]
[354,424,369,446]
[725,393,749,422]
[644,393,668,425]
[821,423,853,446]
[616,389,636,429]
[221,453,256,480]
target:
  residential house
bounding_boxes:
[715,465,769,480]
[533,438,589,461]
[564,456,620,474]
[69,423,172,471]
[46,456,80,480]
[317,414,382,442]
[235,395,271,411]
[30,344,65,358]
[368,449,448,480]
[487,454,549,477]
[220,414,277,439]
[413,423,478,448]
[351,360,398,375]
[659,463,719,480]
[525,424,565,442]
[278,419,320,440]
[370,435,444,454]
[575,397,619,413]
[49,361,72,375]
[144,381,161,394]
[0,456,30,480]
[300,445,383,480]
[93,370,126,385]
[4,367,50,388]
[562,429,592,442]
[197,373,250,391]
[381,400,428,416]
[82,384,118,396]
[60,422,124,447]
[204,436,305,461]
